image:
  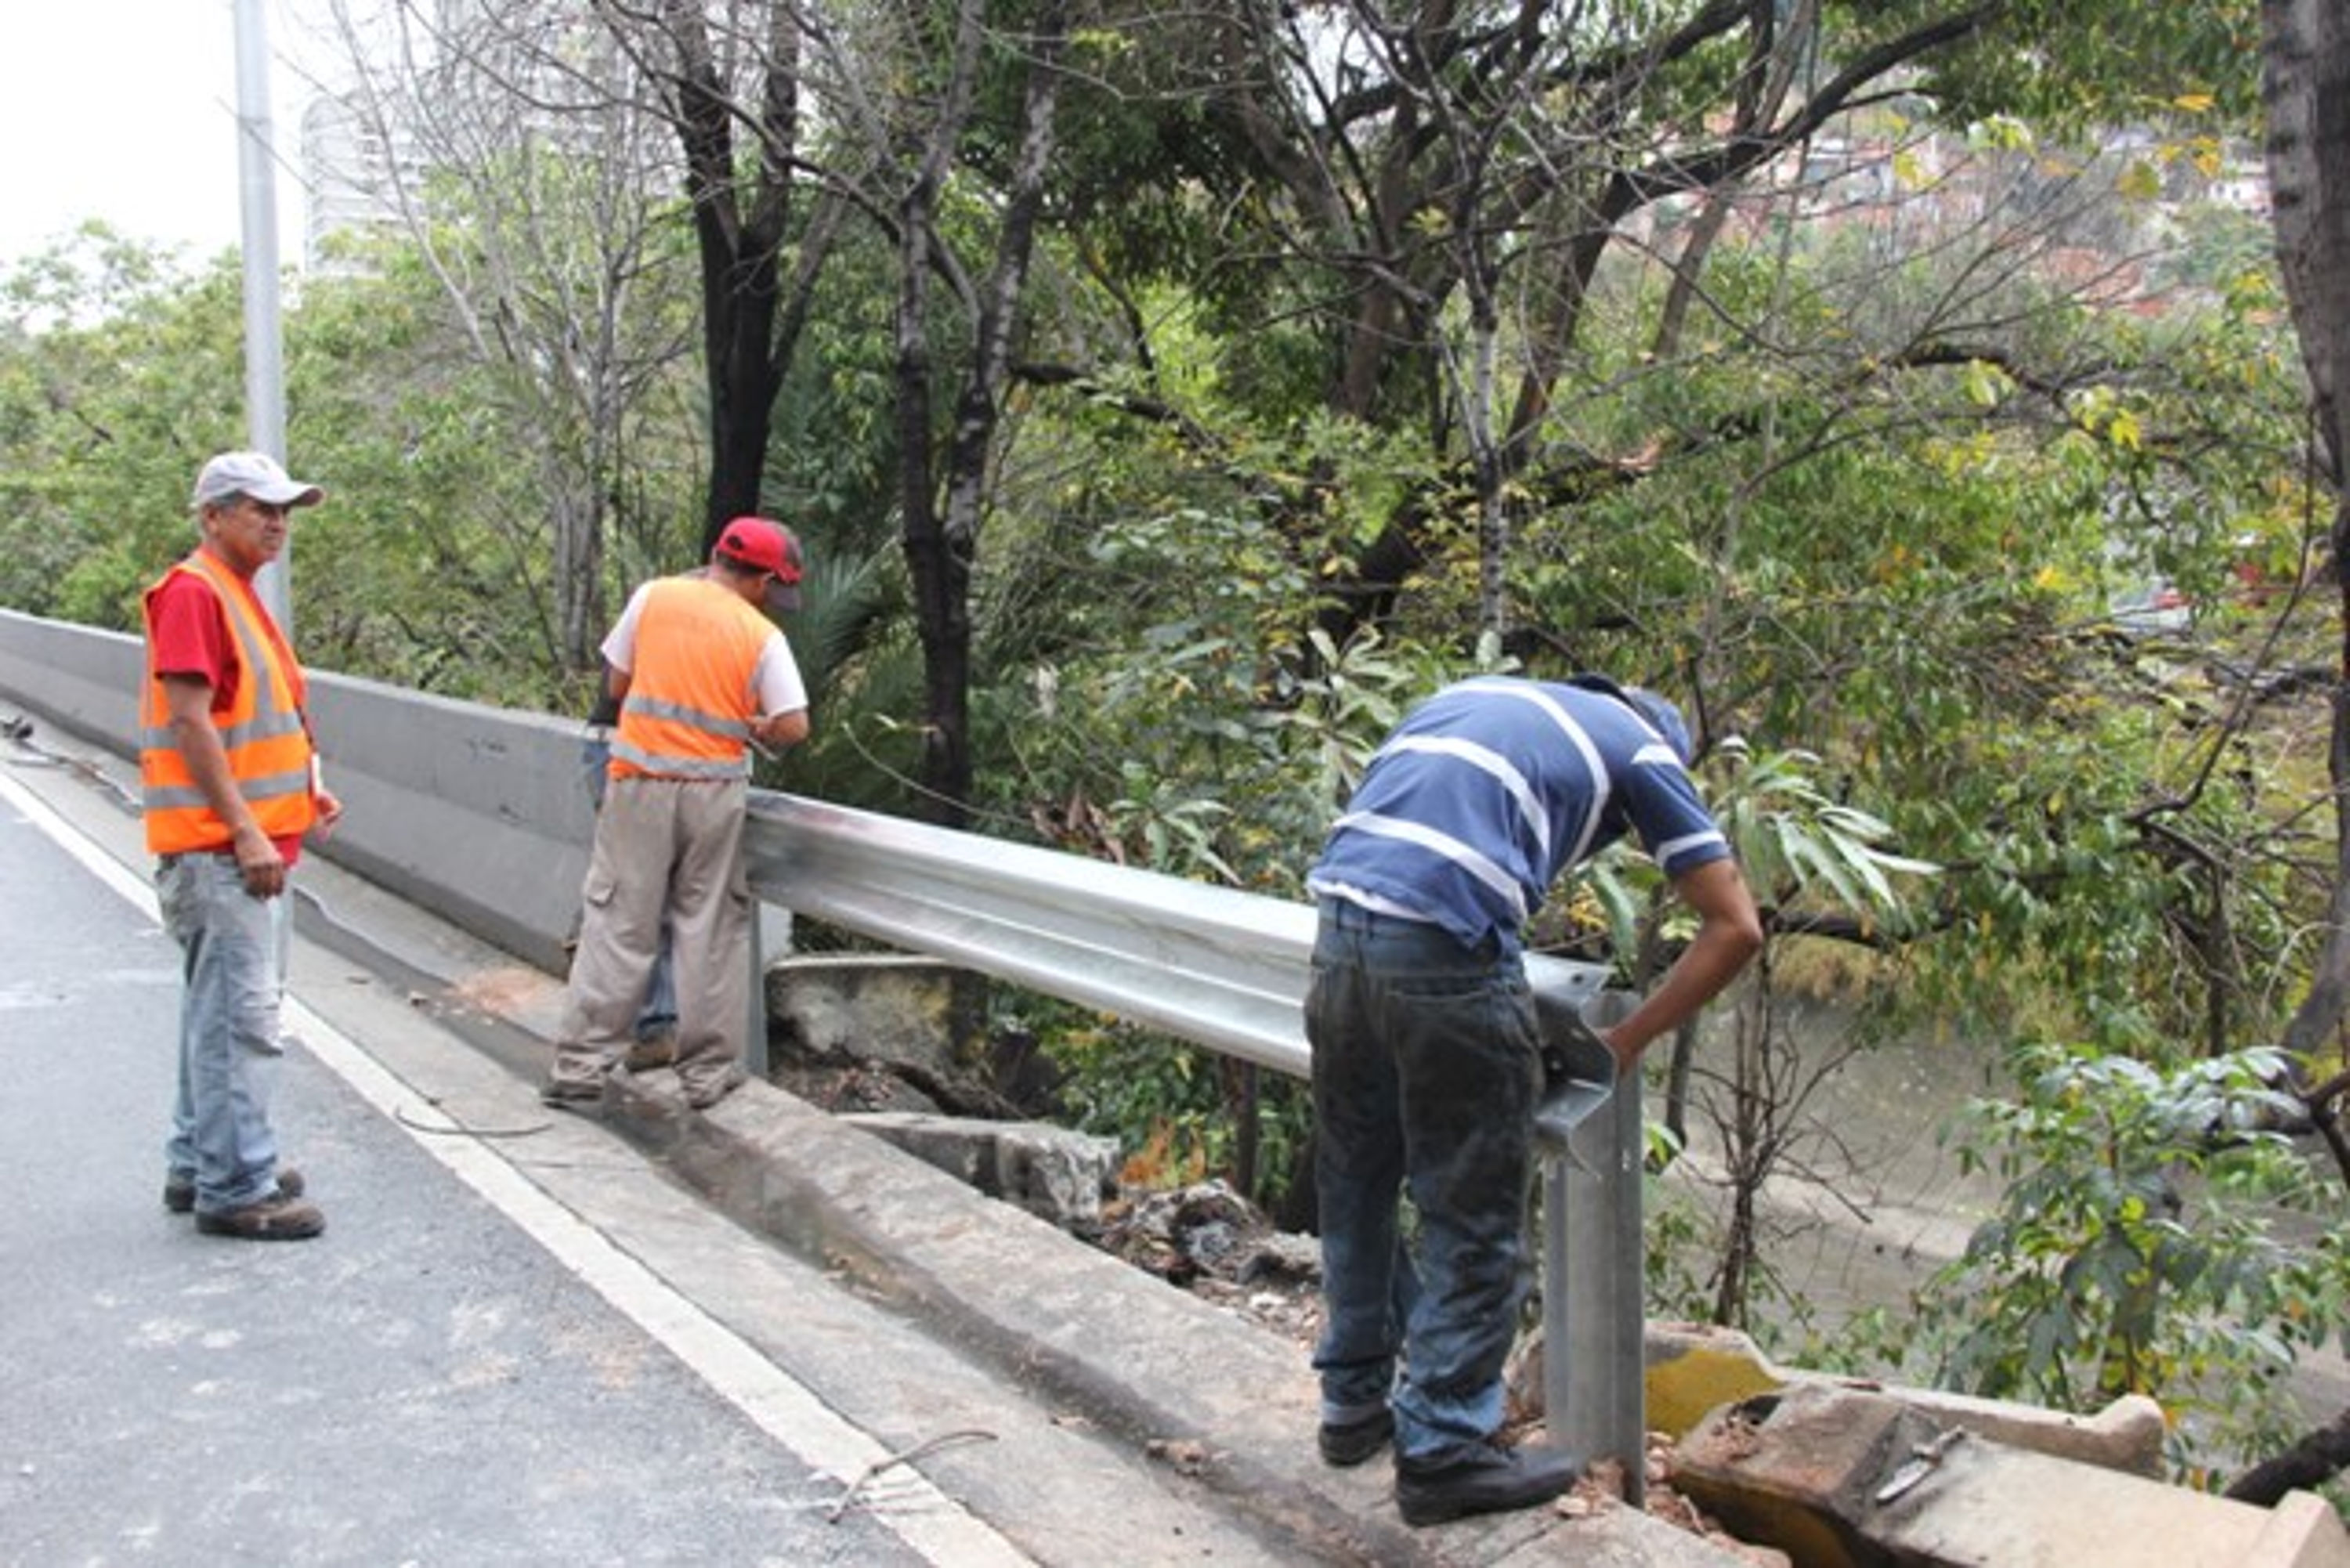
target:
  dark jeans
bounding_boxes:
[1307,898,1540,1463]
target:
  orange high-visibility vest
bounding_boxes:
[609,576,774,781]
[140,551,317,854]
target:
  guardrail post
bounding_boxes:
[744,899,768,1076]
[1540,987,1645,1504]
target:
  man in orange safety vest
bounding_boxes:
[543,516,811,1112]
[141,451,343,1241]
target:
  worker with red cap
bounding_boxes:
[544,516,810,1112]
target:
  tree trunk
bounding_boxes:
[898,0,1068,824]
[1654,0,1817,362]
[897,193,953,818]
[629,0,799,550]
[893,0,986,826]
[2264,0,2350,1063]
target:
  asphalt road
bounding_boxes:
[0,788,973,1567]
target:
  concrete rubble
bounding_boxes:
[844,1109,1121,1226]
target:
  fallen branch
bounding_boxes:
[2224,1403,2350,1506]
[392,1105,552,1140]
[827,1429,999,1523]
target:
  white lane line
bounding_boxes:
[2,766,1032,1568]
[1,765,160,912]
[290,1013,1032,1567]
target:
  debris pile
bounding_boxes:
[1090,1180,1326,1345]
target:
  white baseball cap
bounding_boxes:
[192,451,325,509]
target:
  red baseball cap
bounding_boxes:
[714,516,804,612]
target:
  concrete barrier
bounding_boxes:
[0,609,143,755]
[0,609,592,974]
[305,671,594,974]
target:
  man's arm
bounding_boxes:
[161,674,287,899]
[1596,856,1762,1069]
[747,631,809,750]
[750,709,810,750]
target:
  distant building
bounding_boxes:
[296,2,646,273]
[298,91,421,273]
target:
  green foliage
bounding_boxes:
[1554,741,1937,981]
[1917,1042,2350,1480]
[281,255,578,701]
[1014,994,1309,1209]
[985,487,1455,892]
[1716,746,1940,918]
[0,234,248,629]
[0,208,713,709]
[1887,1,2264,129]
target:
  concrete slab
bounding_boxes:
[1676,1382,2350,1568]
[1647,1321,2166,1476]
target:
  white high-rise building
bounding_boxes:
[298,90,422,272]
[296,1,642,272]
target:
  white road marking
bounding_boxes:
[2,766,1032,1568]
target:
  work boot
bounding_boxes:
[164,1166,304,1215]
[540,1077,611,1115]
[1394,1440,1582,1527]
[682,1063,747,1111]
[625,1031,678,1073]
[194,1194,327,1241]
[1318,1407,1395,1467]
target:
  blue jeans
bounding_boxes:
[157,854,289,1214]
[1307,898,1541,1464]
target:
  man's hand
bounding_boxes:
[1594,858,1762,1065]
[232,820,287,899]
[311,784,345,841]
[1597,1025,1639,1077]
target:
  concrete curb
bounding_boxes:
[266,845,2350,1566]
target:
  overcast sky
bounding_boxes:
[0,1,329,271]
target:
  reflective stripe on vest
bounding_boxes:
[608,577,772,782]
[140,552,317,854]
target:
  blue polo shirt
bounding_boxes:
[1307,677,1730,947]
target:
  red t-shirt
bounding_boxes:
[148,567,306,865]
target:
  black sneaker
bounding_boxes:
[1394,1440,1582,1527]
[1319,1407,1394,1467]
[164,1166,304,1215]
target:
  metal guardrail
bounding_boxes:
[744,789,1647,1497]
[747,792,1325,1075]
